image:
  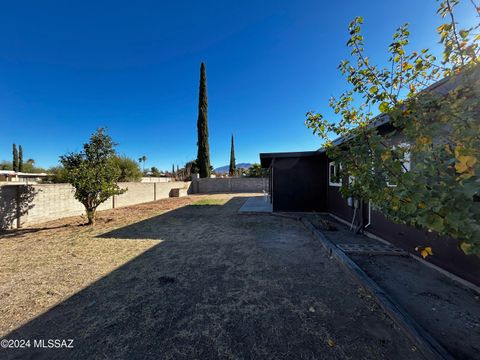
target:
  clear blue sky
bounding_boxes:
[0,1,475,170]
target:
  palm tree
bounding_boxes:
[138,155,147,172]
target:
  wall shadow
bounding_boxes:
[0,225,71,239]
[0,185,40,230]
[1,197,250,359]
[98,203,234,241]
[0,195,422,360]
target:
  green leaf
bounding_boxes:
[379,102,389,113]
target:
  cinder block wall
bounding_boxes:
[0,185,19,229]
[155,182,187,199]
[0,181,191,229]
[20,184,95,226]
[192,178,268,194]
[114,183,155,208]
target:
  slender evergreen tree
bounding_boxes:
[229,133,236,177]
[172,163,175,178]
[12,144,18,172]
[18,145,23,172]
[196,62,211,178]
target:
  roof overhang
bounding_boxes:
[259,70,469,167]
[260,151,322,168]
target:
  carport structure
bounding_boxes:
[260,151,327,212]
[259,148,480,287]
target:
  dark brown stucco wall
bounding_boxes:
[325,182,480,286]
[267,151,479,286]
[272,155,327,212]
[367,211,480,286]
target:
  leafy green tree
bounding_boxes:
[196,62,211,178]
[305,0,479,254]
[20,159,46,174]
[60,128,126,225]
[13,158,47,174]
[114,156,143,182]
[229,133,236,177]
[247,163,268,178]
[47,165,69,183]
[185,159,199,178]
[12,144,18,172]
[18,145,23,172]
[0,161,12,170]
[150,166,161,177]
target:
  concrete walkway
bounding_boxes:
[238,195,272,213]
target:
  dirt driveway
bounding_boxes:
[1,195,422,359]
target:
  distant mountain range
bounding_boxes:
[214,163,252,173]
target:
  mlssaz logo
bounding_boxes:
[33,339,74,349]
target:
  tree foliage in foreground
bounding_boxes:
[305,0,480,255]
[60,128,126,225]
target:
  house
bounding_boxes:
[0,170,48,184]
[259,73,480,287]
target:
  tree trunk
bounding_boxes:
[86,208,96,225]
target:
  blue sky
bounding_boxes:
[0,1,475,170]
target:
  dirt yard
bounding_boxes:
[1,194,423,359]
[306,213,480,359]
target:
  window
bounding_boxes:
[386,143,411,187]
[329,162,342,187]
[348,175,355,185]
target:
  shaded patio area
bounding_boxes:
[238,195,272,213]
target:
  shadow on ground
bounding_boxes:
[0,224,70,239]
[2,197,422,360]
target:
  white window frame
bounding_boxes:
[348,175,355,185]
[329,162,342,187]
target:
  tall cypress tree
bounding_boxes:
[172,163,175,178]
[196,62,211,178]
[18,145,23,172]
[229,133,236,177]
[12,144,18,172]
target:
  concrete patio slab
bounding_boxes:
[238,195,272,213]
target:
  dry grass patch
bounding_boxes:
[191,198,228,206]
[1,194,422,359]
[0,193,237,336]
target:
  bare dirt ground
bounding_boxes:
[0,193,234,337]
[306,214,480,360]
[1,195,423,359]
